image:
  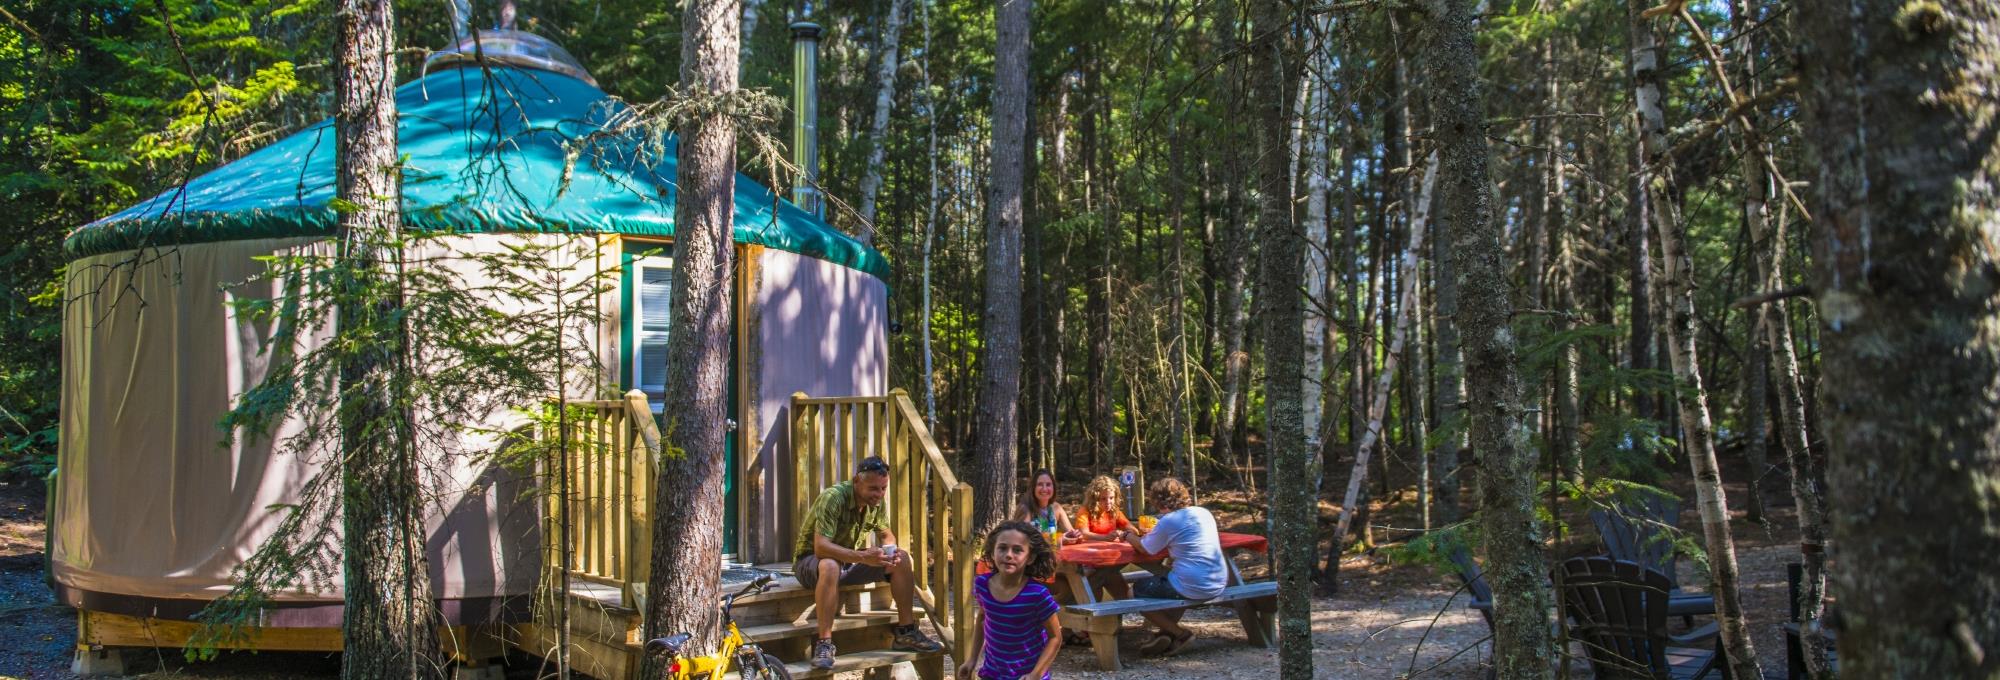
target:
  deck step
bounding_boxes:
[757,648,945,680]
[738,612,899,643]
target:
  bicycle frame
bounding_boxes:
[651,575,777,680]
[667,623,747,679]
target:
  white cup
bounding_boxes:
[881,544,899,562]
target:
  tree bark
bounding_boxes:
[1247,1,1310,674]
[854,0,910,246]
[1425,0,1554,675]
[332,1,442,677]
[968,0,1030,535]
[1798,0,2000,675]
[644,0,740,665]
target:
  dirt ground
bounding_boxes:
[0,454,1808,679]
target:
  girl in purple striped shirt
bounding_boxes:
[959,521,1063,679]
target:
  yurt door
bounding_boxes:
[623,244,740,558]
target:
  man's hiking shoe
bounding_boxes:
[811,637,836,670]
[1142,630,1195,657]
[892,625,943,653]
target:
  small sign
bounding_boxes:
[1120,468,1136,486]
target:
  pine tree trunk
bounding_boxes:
[333,1,441,676]
[1248,2,1311,674]
[968,0,1030,534]
[853,0,909,246]
[1426,0,1553,675]
[1798,1,2000,675]
[643,0,740,664]
[1538,38,1582,487]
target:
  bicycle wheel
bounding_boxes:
[736,652,792,680]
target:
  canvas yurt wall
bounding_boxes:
[54,57,891,621]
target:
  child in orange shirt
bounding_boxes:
[1064,475,1139,605]
[1068,475,1139,541]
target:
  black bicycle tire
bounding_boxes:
[742,652,793,680]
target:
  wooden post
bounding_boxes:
[791,392,812,553]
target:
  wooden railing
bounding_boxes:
[547,390,660,608]
[791,388,976,652]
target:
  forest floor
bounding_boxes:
[0,450,1807,679]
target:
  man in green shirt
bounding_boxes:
[794,456,942,669]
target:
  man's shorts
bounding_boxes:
[794,553,889,589]
[1132,575,1187,600]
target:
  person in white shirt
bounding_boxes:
[1120,476,1227,656]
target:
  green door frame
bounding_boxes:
[620,240,739,557]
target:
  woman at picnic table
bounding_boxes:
[1119,476,1227,657]
[1012,469,1075,536]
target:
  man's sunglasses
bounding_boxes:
[857,459,890,475]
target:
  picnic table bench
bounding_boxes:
[1054,532,1275,671]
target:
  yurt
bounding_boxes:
[52,29,891,655]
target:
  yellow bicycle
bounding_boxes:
[645,574,794,680]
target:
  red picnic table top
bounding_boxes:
[1057,531,1269,569]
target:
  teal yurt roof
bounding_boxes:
[66,64,888,280]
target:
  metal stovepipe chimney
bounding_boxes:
[790,10,823,217]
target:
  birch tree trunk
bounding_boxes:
[1426,0,1554,674]
[1626,0,1659,423]
[853,0,910,245]
[1727,37,1831,660]
[1798,1,2000,675]
[1248,2,1311,675]
[968,0,1030,534]
[1650,170,1766,680]
[1330,155,1437,577]
[333,0,441,675]
[1301,12,1334,481]
[1761,201,1833,680]
[644,0,740,664]
[919,0,939,428]
[1641,8,1764,677]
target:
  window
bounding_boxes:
[632,256,673,413]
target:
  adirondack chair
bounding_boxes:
[1447,545,1495,627]
[1444,546,1497,680]
[1557,557,1723,680]
[1589,495,1715,619]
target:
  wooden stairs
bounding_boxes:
[504,564,949,680]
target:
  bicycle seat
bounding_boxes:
[644,632,693,655]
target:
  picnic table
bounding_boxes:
[1054,531,1276,670]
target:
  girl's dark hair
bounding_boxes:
[1017,469,1058,516]
[984,520,1057,582]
